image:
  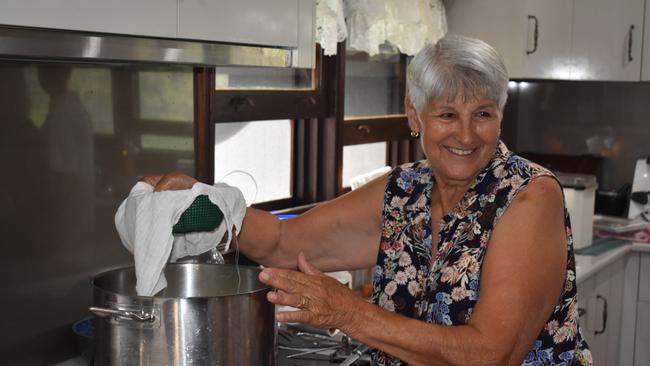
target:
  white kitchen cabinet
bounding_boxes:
[177,0,315,68]
[0,0,316,68]
[642,1,650,80]
[638,253,650,301]
[572,0,644,81]
[635,253,650,366]
[634,301,650,366]
[620,252,641,366]
[577,276,599,361]
[445,0,573,80]
[0,0,177,38]
[446,0,645,81]
[577,256,625,365]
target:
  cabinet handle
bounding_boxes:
[527,15,539,55]
[356,124,371,135]
[229,97,255,112]
[578,307,586,317]
[595,294,608,335]
[628,24,635,62]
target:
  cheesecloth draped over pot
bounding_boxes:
[114,181,246,296]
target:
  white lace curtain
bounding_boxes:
[316,0,447,56]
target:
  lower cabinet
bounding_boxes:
[634,301,650,366]
[633,253,650,366]
[577,256,625,365]
[578,250,650,365]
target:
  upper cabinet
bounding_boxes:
[0,0,177,38]
[0,0,316,68]
[572,0,644,81]
[177,0,314,68]
[642,3,650,80]
[446,0,645,81]
[445,0,573,80]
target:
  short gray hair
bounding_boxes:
[407,35,509,114]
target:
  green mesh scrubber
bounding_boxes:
[172,195,224,234]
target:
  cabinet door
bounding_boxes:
[521,0,573,79]
[577,276,598,358]
[572,0,644,81]
[620,253,641,366]
[0,0,177,38]
[591,267,611,365]
[445,0,527,78]
[178,0,300,47]
[604,257,625,366]
[634,301,650,366]
[445,0,572,80]
[642,2,650,80]
[638,253,650,301]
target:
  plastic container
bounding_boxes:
[558,173,598,250]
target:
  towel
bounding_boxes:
[114,181,246,296]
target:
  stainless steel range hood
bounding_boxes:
[0,26,294,67]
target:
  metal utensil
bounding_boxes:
[339,344,369,366]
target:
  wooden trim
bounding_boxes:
[213,48,326,122]
[194,67,215,184]
[341,116,411,145]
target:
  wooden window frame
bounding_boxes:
[337,46,423,195]
[194,46,342,211]
[194,43,426,210]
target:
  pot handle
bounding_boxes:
[89,306,155,322]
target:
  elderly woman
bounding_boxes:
[146,35,591,365]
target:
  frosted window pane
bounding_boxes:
[342,142,387,188]
[344,51,405,118]
[215,67,313,90]
[138,70,193,122]
[214,120,292,205]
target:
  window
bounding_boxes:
[342,142,388,188]
[338,45,419,194]
[344,51,405,117]
[214,120,293,205]
[215,66,313,90]
[194,48,330,210]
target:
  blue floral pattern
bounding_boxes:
[371,141,592,365]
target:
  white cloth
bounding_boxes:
[316,0,348,55]
[344,0,447,56]
[114,181,246,296]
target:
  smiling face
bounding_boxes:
[407,93,502,187]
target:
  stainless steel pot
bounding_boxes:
[90,264,275,365]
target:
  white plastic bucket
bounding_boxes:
[559,173,598,250]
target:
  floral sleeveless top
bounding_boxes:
[371,141,592,365]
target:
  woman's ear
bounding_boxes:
[405,93,420,132]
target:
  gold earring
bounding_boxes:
[410,131,420,138]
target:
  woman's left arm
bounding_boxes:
[260,176,568,366]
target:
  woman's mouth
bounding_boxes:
[445,146,476,156]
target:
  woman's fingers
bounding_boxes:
[277,309,313,323]
[260,264,361,330]
[138,172,197,191]
[153,172,197,192]
[259,268,311,292]
[140,175,162,187]
[267,290,306,309]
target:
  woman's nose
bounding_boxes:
[455,118,474,145]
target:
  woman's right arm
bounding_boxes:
[237,173,387,272]
[142,171,387,272]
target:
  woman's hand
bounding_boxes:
[259,253,364,333]
[140,172,198,192]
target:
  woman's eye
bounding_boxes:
[476,111,491,118]
[439,112,455,119]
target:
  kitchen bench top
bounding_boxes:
[575,241,650,285]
